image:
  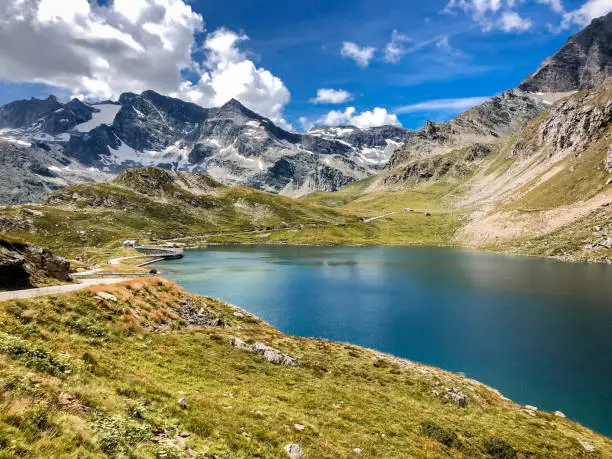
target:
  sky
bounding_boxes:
[0,0,610,131]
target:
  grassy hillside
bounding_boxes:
[0,168,355,260]
[0,278,609,457]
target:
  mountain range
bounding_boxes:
[0,12,611,205]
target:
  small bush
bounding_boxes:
[420,420,459,448]
[0,332,72,376]
[92,414,151,456]
[483,437,517,458]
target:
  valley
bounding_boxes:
[0,6,611,458]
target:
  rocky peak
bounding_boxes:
[0,95,63,129]
[214,98,262,122]
[519,12,612,92]
[41,98,95,135]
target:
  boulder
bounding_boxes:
[284,444,305,458]
[230,336,299,367]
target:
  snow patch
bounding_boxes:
[1,136,32,147]
[74,103,121,132]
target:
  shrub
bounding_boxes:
[483,437,517,458]
[420,420,459,448]
[92,414,151,456]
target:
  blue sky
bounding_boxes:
[0,0,607,130]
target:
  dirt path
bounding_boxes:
[363,212,396,223]
[0,278,129,302]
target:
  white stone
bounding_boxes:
[284,443,305,458]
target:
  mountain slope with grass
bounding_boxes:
[0,167,355,260]
[298,80,612,262]
[0,278,610,457]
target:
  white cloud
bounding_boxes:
[444,0,534,32]
[316,107,401,129]
[341,42,376,67]
[0,0,292,128]
[384,30,411,63]
[177,28,291,127]
[538,0,565,14]
[395,96,490,114]
[310,88,354,104]
[562,0,612,27]
[499,11,533,31]
[299,116,314,131]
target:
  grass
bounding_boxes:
[492,207,612,263]
[506,136,611,211]
[0,278,610,457]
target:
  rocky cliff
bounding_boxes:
[520,12,612,92]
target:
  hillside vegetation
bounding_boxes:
[0,168,354,260]
[0,278,610,457]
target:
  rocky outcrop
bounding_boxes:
[230,336,299,367]
[387,89,547,168]
[520,13,612,92]
[0,237,70,289]
[383,143,492,187]
[510,80,612,159]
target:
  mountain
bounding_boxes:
[385,89,550,171]
[0,136,111,205]
[519,12,612,92]
[0,92,410,204]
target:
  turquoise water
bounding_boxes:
[157,245,612,436]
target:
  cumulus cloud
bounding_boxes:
[310,88,354,104]
[499,11,533,31]
[395,96,490,114]
[444,0,534,32]
[177,28,291,127]
[562,0,612,27]
[316,107,401,129]
[341,42,376,67]
[0,0,292,127]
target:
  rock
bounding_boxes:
[233,311,245,318]
[230,336,299,367]
[448,388,468,408]
[284,443,305,458]
[403,208,413,212]
[22,208,44,217]
[177,397,188,409]
[294,424,306,431]
[519,12,612,92]
[601,237,612,248]
[172,298,222,327]
[353,447,362,454]
[179,431,190,438]
[554,411,566,418]
[96,292,118,302]
[524,405,538,411]
[579,439,596,452]
[424,212,431,217]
